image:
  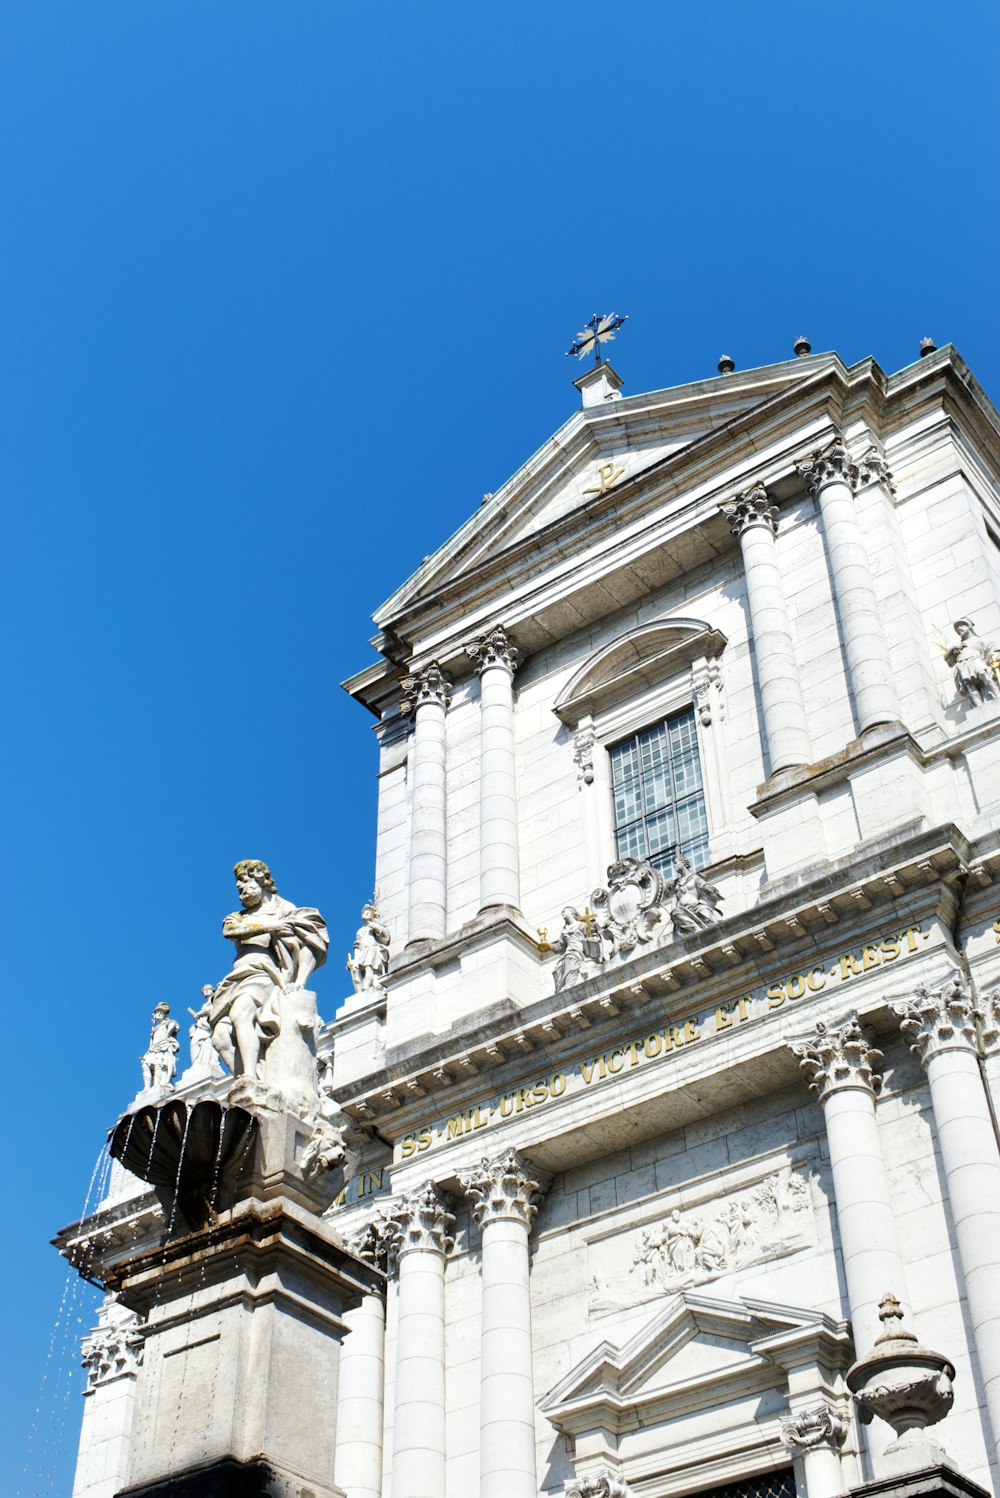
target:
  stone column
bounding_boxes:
[892,974,1000,1466]
[781,1403,849,1498]
[722,485,812,774]
[401,663,451,943]
[73,1297,144,1498]
[467,625,521,913]
[790,1016,909,1356]
[389,1183,455,1498]
[461,1148,545,1498]
[334,1218,395,1498]
[798,439,900,734]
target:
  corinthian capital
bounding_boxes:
[856,443,896,495]
[721,482,777,538]
[790,1014,883,1102]
[780,1403,848,1451]
[466,624,520,676]
[797,436,859,496]
[461,1147,544,1230]
[351,1208,401,1277]
[891,973,978,1067]
[389,1182,455,1257]
[565,1472,630,1498]
[400,661,451,715]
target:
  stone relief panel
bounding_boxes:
[587,1164,817,1316]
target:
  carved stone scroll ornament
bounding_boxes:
[944,618,1000,706]
[591,858,668,957]
[891,973,978,1066]
[565,1472,630,1498]
[721,482,778,538]
[790,1014,883,1102]
[461,1147,543,1230]
[797,436,860,497]
[399,661,451,714]
[389,1182,455,1256]
[466,624,520,676]
[573,727,596,784]
[780,1403,848,1451]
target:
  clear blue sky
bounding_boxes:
[3,3,998,1491]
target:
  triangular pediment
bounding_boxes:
[541,1292,851,1436]
[373,355,839,628]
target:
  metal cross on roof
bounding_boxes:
[565,312,628,365]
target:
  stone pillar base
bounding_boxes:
[848,1463,990,1498]
[115,1453,344,1497]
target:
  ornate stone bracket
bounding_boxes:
[797,437,859,496]
[389,1182,455,1256]
[461,1147,544,1230]
[399,661,451,714]
[790,1014,883,1101]
[780,1402,848,1451]
[721,482,777,537]
[466,624,520,676]
[891,973,978,1065]
[565,1472,630,1498]
[573,727,596,785]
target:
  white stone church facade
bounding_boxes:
[62,342,1000,1498]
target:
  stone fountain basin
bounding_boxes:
[109,1097,257,1233]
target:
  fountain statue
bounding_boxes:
[138,1002,179,1094]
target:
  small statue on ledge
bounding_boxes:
[185,985,224,1078]
[945,618,1000,706]
[139,1003,180,1092]
[667,853,723,933]
[349,895,391,994]
[551,907,605,992]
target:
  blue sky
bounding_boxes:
[4,2,999,1491]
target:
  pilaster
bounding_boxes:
[467,624,521,914]
[401,662,451,943]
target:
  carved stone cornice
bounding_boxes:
[565,1472,630,1498]
[721,482,777,539]
[780,1402,848,1451]
[797,436,859,496]
[790,1014,883,1102]
[466,624,520,676]
[856,443,896,495]
[389,1182,455,1257]
[461,1147,543,1231]
[891,973,978,1066]
[399,662,451,715]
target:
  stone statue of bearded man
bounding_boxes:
[210,859,329,1087]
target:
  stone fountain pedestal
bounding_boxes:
[105,1186,381,1498]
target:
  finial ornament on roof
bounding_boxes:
[566,312,628,365]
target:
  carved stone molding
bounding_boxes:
[400,661,451,715]
[389,1182,455,1257]
[467,624,520,676]
[81,1298,144,1389]
[573,727,596,785]
[797,436,859,496]
[692,658,724,726]
[461,1147,543,1230]
[790,1014,883,1102]
[780,1402,848,1451]
[565,1472,630,1498]
[856,443,896,495]
[721,482,777,538]
[891,973,978,1066]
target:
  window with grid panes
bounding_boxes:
[609,707,709,877]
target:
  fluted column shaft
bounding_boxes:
[893,978,1000,1466]
[402,665,450,943]
[468,627,520,913]
[462,1150,543,1498]
[723,487,811,773]
[389,1185,454,1498]
[799,440,900,733]
[791,1016,907,1465]
[334,1289,386,1498]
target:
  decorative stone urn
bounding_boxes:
[846,1293,955,1475]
